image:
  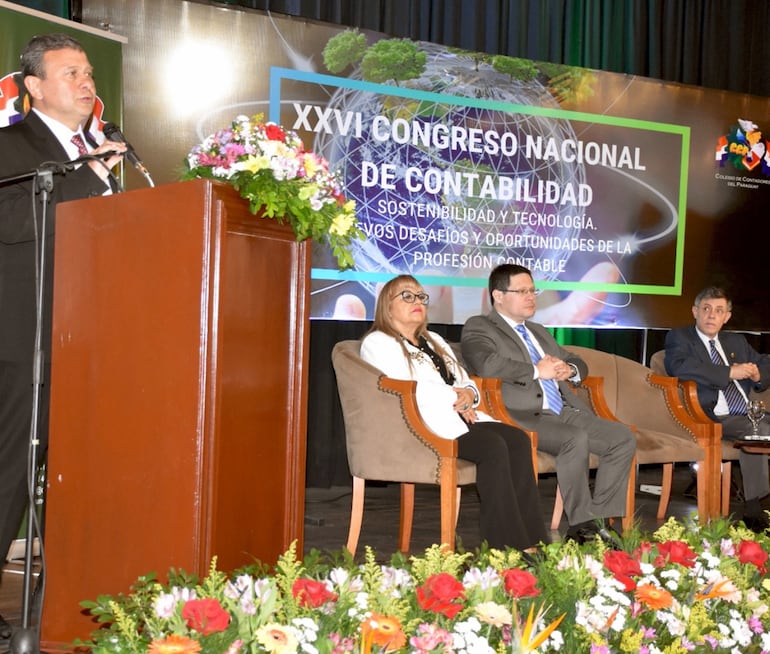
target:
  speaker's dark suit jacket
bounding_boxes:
[664,325,770,422]
[0,110,108,362]
[0,110,109,570]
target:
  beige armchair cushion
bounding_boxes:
[332,340,476,486]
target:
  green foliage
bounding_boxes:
[491,55,539,82]
[360,38,427,85]
[323,29,368,73]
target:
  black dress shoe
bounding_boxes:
[0,612,11,640]
[566,521,621,548]
[743,513,770,533]
[565,522,597,544]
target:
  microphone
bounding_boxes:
[102,121,155,187]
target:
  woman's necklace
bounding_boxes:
[403,334,456,385]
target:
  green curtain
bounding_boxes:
[229,0,769,97]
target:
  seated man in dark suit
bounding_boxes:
[460,263,636,544]
[665,286,770,531]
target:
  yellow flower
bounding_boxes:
[475,601,512,627]
[302,154,322,177]
[242,155,269,173]
[256,623,299,654]
[148,634,202,654]
[330,212,356,236]
[635,583,674,610]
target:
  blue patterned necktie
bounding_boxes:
[515,324,563,414]
[709,339,746,415]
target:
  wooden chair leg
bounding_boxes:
[621,457,636,531]
[695,463,707,521]
[454,487,462,530]
[550,485,564,530]
[346,476,365,556]
[722,462,732,516]
[398,483,415,552]
[657,463,674,520]
[439,473,458,551]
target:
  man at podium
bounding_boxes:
[0,32,126,638]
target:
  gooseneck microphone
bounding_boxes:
[102,121,155,187]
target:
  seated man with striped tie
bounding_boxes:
[664,286,770,531]
[461,264,636,545]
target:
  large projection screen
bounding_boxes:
[82,0,770,331]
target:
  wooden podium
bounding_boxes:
[40,179,310,650]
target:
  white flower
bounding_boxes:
[462,566,500,591]
[291,617,319,652]
[452,617,493,654]
[379,566,413,597]
[153,592,176,618]
[254,578,275,602]
[328,567,349,587]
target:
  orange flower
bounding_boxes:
[635,583,673,610]
[694,578,741,603]
[360,613,406,654]
[148,634,202,654]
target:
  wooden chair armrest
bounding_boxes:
[569,376,638,432]
[471,375,539,476]
[378,376,458,458]
[679,379,720,426]
[645,373,720,445]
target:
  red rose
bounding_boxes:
[604,550,642,591]
[181,598,230,635]
[654,540,697,568]
[416,573,465,618]
[501,568,541,598]
[292,578,338,608]
[264,123,286,141]
[737,540,769,571]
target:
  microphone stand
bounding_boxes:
[2,154,114,654]
[3,164,59,654]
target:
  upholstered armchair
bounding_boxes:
[649,349,770,517]
[331,339,538,554]
[565,345,722,521]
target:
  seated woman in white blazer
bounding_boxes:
[360,274,549,552]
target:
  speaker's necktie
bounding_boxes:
[515,324,563,414]
[71,133,89,156]
[709,339,746,415]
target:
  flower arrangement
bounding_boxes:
[181,114,363,269]
[80,517,770,654]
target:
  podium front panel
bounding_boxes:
[41,179,309,649]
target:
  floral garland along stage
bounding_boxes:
[80,516,770,654]
[181,115,363,269]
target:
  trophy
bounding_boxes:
[745,399,767,440]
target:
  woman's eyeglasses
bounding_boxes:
[392,290,430,305]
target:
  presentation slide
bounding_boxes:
[268,38,770,329]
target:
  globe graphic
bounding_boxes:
[314,41,586,285]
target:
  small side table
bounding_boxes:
[733,439,770,455]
